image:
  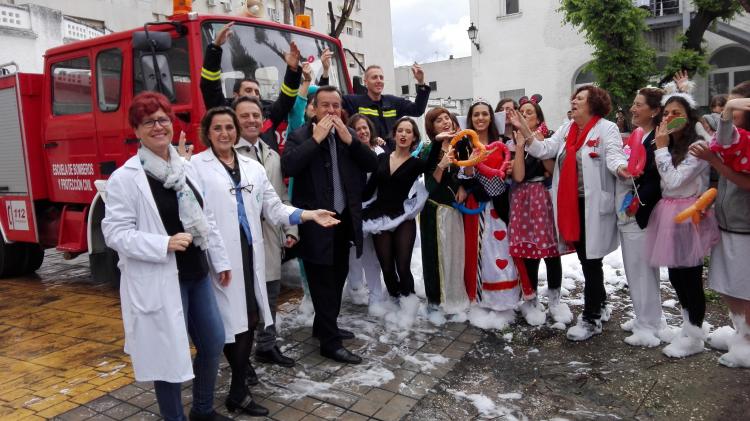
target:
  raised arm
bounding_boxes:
[266,42,302,126]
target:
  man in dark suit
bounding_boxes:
[281,86,378,364]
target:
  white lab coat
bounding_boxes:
[527,118,627,259]
[101,155,231,383]
[190,150,297,343]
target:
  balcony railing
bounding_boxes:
[634,0,681,17]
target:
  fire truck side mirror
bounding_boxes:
[132,31,172,52]
[133,31,176,101]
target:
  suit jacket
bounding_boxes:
[237,138,298,281]
[281,121,378,265]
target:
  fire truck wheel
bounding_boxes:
[0,238,25,278]
[22,244,45,274]
[89,247,120,286]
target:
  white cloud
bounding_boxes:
[390,0,471,66]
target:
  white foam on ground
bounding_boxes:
[468,306,516,330]
[403,353,450,372]
[662,299,678,309]
[447,389,525,420]
[498,392,523,400]
[708,325,736,351]
[383,294,421,330]
[624,327,661,348]
[519,299,546,326]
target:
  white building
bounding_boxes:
[0,0,395,94]
[468,0,750,124]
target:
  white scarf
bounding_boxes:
[138,145,210,250]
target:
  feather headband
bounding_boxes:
[661,80,697,109]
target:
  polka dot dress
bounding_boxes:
[508,181,573,259]
[711,127,750,174]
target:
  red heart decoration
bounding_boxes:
[496,259,509,269]
[493,230,507,241]
[490,209,500,219]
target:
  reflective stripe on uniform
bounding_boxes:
[357,107,379,116]
[382,110,398,118]
[201,67,221,81]
[280,83,299,97]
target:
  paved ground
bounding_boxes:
[2,249,749,421]
[0,253,481,421]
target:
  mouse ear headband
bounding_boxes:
[519,94,543,106]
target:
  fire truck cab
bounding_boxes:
[0,11,350,283]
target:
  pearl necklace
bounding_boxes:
[218,153,235,167]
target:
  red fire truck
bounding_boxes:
[0,9,351,283]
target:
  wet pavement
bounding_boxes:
[2,250,748,421]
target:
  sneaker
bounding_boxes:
[566,318,602,341]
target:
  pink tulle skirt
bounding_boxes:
[645,197,720,268]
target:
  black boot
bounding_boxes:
[225,394,269,417]
[255,345,295,368]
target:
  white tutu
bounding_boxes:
[363,177,429,235]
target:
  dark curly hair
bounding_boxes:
[572,85,612,118]
[199,106,241,149]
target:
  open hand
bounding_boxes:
[302,209,340,227]
[312,115,334,143]
[285,41,301,71]
[411,63,425,85]
[332,116,352,144]
[301,62,313,82]
[320,48,332,76]
[213,22,234,47]
[673,70,690,93]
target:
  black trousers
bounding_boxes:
[223,228,258,402]
[523,256,563,292]
[303,212,352,353]
[572,198,606,322]
[668,266,705,326]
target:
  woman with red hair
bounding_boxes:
[103,92,232,421]
[521,85,629,341]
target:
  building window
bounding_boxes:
[267,7,279,22]
[354,21,363,37]
[505,0,520,15]
[96,49,122,112]
[52,57,92,115]
[572,63,597,90]
[708,45,750,103]
[429,81,438,91]
[401,85,409,95]
[304,7,314,25]
[498,88,526,103]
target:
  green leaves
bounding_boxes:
[560,0,656,114]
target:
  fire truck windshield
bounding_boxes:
[201,21,347,101]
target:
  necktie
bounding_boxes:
[252,144,263,165]
[328,134,346,214]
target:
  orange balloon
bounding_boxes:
[450,129,487,167]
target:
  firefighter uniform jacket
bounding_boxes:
[200,43,301,152]
[342,85,430,141]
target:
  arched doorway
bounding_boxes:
[708,45,750,99]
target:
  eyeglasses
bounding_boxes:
[230,184,253,195]
[140,117,172,129]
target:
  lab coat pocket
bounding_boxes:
[126,262,165,314]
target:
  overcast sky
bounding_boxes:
[390,0,471,67]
